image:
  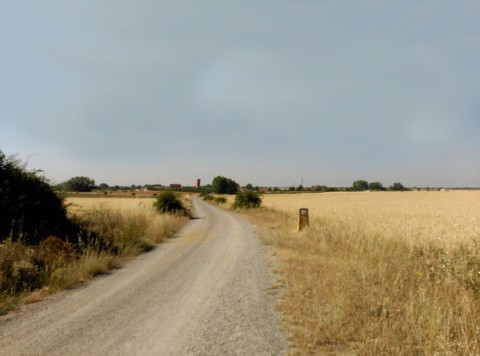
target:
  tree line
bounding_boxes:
[351,180,406,191]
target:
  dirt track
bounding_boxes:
[0,197,287,355]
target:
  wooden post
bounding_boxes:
[298,208,309,231]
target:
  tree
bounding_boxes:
[98,183,109,190]
[390,182,406,191]
[245,183,253,190]
[352,180,369,191]
[211,176,239,194]
[63,176,96,192]
[369,182,385,191]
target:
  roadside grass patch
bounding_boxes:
[0,199,189,314]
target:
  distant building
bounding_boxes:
[195,179,201,189]
[170,184,182,189]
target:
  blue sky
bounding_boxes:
[1,1,479,187]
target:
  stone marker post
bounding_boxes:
[298,208,309,231]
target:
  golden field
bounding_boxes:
[236,191,480,354]
[261,191,480,247]
[66,197,157,215]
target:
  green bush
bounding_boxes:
[0,151,76,244]
[153,191,189,216]
[233,191,262,209]
[214,197,227,204]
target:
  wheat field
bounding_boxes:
[66,197,157,214]
[236,190,480,354]
[261,191,480,247]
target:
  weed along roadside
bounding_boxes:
[229,191,480,355]
[0,193,190,315]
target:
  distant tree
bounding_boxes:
[369,182,385,191]
[245,183,253,190]
[64,176,96,192]
[212,176,239,194]
[390,182,406,191]
[296,185,304,191]
[352,180,369,191]
[98,183,109,190]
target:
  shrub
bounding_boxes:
[0,242,42,294]
[153,191,189,216]
[214,197,227,204]
[0,151,76,245]
[233,191,262,209]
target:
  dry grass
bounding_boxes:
[0,196,189,314]
[239,191,480,354]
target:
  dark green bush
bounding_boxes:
[153,191,189,216]
[0,151,77,245]
[214,197,227,204]
[233,191,262,209]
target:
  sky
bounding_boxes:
[1,1,479,188]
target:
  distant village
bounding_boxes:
[91,178,476,196]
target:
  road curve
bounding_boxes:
[0,197,287,355]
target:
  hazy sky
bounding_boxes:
[1,1,479,187]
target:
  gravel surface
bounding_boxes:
[0,197,288,355]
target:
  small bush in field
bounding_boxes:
[214,197,227,204]
[202,194,214,201]
[154,191,189,216]
[233,191,262,209]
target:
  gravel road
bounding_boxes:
[0,197,288,355]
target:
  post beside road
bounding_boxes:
[298,208,309,231]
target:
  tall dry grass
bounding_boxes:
[240,191,480,354]
[0,197,188,314]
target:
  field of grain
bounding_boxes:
[66,197,157,215]
[261,191,480,247]
[237,190,480,354]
